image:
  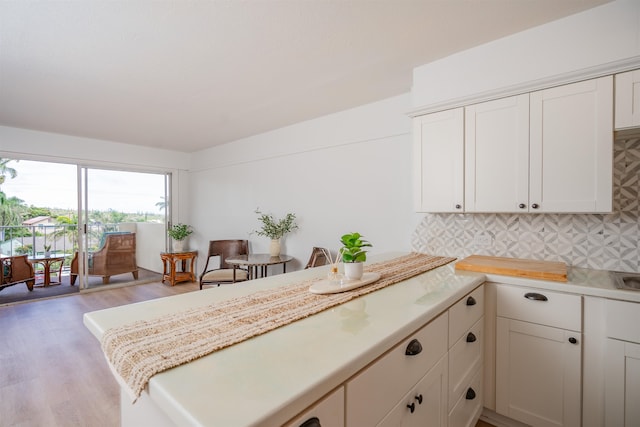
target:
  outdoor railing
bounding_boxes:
[0,223,125,258]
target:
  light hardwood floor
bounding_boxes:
[0,280,198,426]
[1,281,494,426]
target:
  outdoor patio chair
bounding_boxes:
[70,232,138,285]
[1,255,35,292]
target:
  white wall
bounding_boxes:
[189,94,421,272]
[412,0,640,110]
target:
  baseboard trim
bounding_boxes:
[481,408,530,427]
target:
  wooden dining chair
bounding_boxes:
[305,247,329,269]
[199,240,249,289]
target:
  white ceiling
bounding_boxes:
[0,0,610,153]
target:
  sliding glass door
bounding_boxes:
[77,167,169,290]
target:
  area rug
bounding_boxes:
[0,268,162,306]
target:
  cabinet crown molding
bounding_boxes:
[408,56,640,118]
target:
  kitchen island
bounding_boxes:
[83,252,484,426]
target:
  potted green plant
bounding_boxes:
[339,232,372,280]
[254,209,298,256]
[44,244,52,257]
[168,223,193,252]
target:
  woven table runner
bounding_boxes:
[101,252,455,401]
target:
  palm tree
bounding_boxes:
[0,196,27,241]
[156,196,167,211]
[52,214,79,251]
[0,158,18,187]
[0,158,18,222]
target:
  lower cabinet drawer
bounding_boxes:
[449,285,484,345]
[449,368,483,427]
[497,284,582,331]
[378,356,448,427]
[346,312,448,426]
[284,387,344,427]
[449,317,483,410]
[605,299,640,342]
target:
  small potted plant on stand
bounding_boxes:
[339,232,372,281]
[44,244,52,257]
[168,223,193,252]
[254,209,298,257]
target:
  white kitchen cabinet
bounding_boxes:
[496,286,582,427]
[605,299,640,427]
[346,312,448,426]
[413,108,464,212]
[415,76,613,213]
[464,94,530,212]
[284,387,344,427]
[615,69,640,129]
[346,285,483,426]
[466,76,612,213]
[447,285,484,423]
[529,76,613,213]
[378,356,448,427]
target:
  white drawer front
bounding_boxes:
[284,387,344,427]
[346,312,448,426]
[449,285,484,345]
[449,317,483,410]
[377,356,448,427]
[605,299,640,342]
[497,285,581,331]
[449,367,483,427]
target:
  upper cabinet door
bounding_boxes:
[465,94,530,213]
[529,76,613,213]
[615,69,640,130]
[413,108,464,212]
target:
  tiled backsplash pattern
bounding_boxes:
[412,138,640,272]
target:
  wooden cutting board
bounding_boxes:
[455,255,567,282]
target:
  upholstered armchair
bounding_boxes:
[1,255,36,291]
[70,232,138,285]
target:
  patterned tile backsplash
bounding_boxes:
[411,138,640,272]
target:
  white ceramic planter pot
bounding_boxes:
[343,262,364,281]
[172,239,187,252]
[269,239,281,257]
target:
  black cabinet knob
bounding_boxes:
[405,339,423,356]
[531,203,540,209]
[300,417,321,427]
[569,337,578,344]
[466,332,477,343]
[466,296,476,306]
[519,203,526,209]
[415,394,423,404]
[407,402,416,413]
[466,387,476,400]
[455,204,462,209]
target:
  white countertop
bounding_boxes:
[83,253,639,427]
[479,265,640,303]
[83,252,484,427]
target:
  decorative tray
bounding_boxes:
[308,272,381,295]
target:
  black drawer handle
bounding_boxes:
[466,387,476,400]
[407,402,415,413]
[415,394,423,404]
[300,417,321,427]
[466,332,477,343]
[405,339,423,356]
[524,292,548,302]
[569,337,578,344]
[466,296,476,306]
